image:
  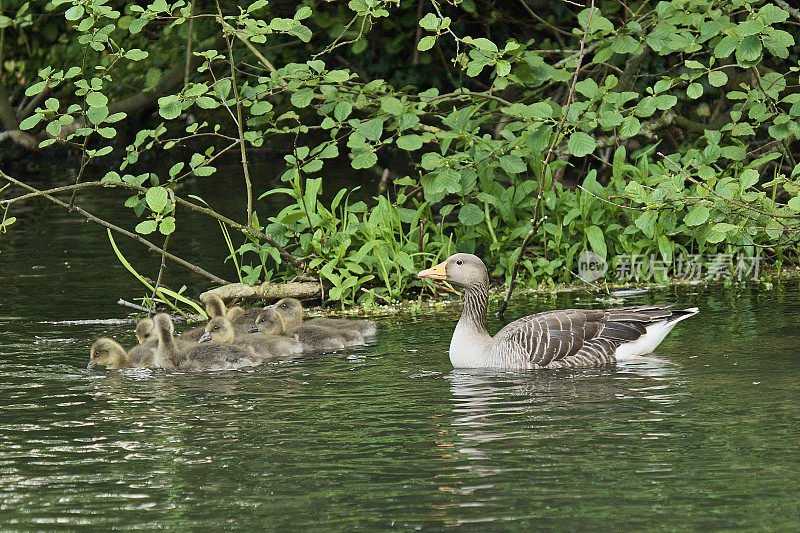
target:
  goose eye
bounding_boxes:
[456,259,463,265]
[213,326,219,331]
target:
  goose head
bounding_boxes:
[199,316,236,343]
[248,308,286,335]
[88,338,129,369]
[268,298,304,329]
[135,318,155,345]
[418,253,488,289]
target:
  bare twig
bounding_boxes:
[576,184,646,211]
[184,0,196,88]
[534,1,595,222]
[0,171,231,284]
[117,298,154,314]
[149,233,170,315]
[498,217,545,318]
[0,179,305,267]
[774,0,800,22]
[412,0,424,65]
[217,0,253,228]
[658,153,799,221]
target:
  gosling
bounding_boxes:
[199,316,303,360]
[153,313,258,371]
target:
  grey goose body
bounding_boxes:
[419,253,698,369]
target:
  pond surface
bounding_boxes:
[1,174,799,530]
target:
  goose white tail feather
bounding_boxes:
[614,307,699,361]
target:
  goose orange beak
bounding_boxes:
[418,260,448,280]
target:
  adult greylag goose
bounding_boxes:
[271,298,377,338]
[418,253,698,369]
[153,313,259,371]
[199,316,304,359]
[264,299,366,349]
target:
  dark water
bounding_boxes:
[1,176,799,529]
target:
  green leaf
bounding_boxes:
[250,100,273,115]
[396,134,423,151]
[567,132,596,157]
[86,92,108,107]
[686,83,703,99]
[290,88,314,108]
[714,35,738,59]
[712,222,737,234]
[496,60,511,78]
[653,94,677,110]
[578,8,614,34]
[334,101,352,122]
[735,35,762,64]
[158,95,182,120]
[417,36,436,51]
[576,78,599,98]
[128,16,149,34]
[145,186,170,213]
[19,114,42,130]
[65,5,84,20]
[708,70,728,87]
[620,115,641,137]
[684,204,709,226]
[585,225,607,259]
[458,203,484,225]
[657,234,672,262]
[380,96,403,115]
[635,211,657,239]
[125,49,148,61]
[25,81,47,98]
[419,13,439,31]
[635,96,656,117]
[135,220,157,234]
[469,37,498,53]
[683,204,708,226]
[432,169,461,195]
[351,150,377,169]
[324,70,351,83]
[86,105,109,125]
[159,217,176,235]
[499,155,527,174]
[358,118,384,141]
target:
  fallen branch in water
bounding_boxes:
[201,281,321,301]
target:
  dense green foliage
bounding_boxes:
[2,0,800,304]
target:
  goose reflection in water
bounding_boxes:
[433,360,684,513]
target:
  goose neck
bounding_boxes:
[460,283,489,335]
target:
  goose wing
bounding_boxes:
[492,304,677,367]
